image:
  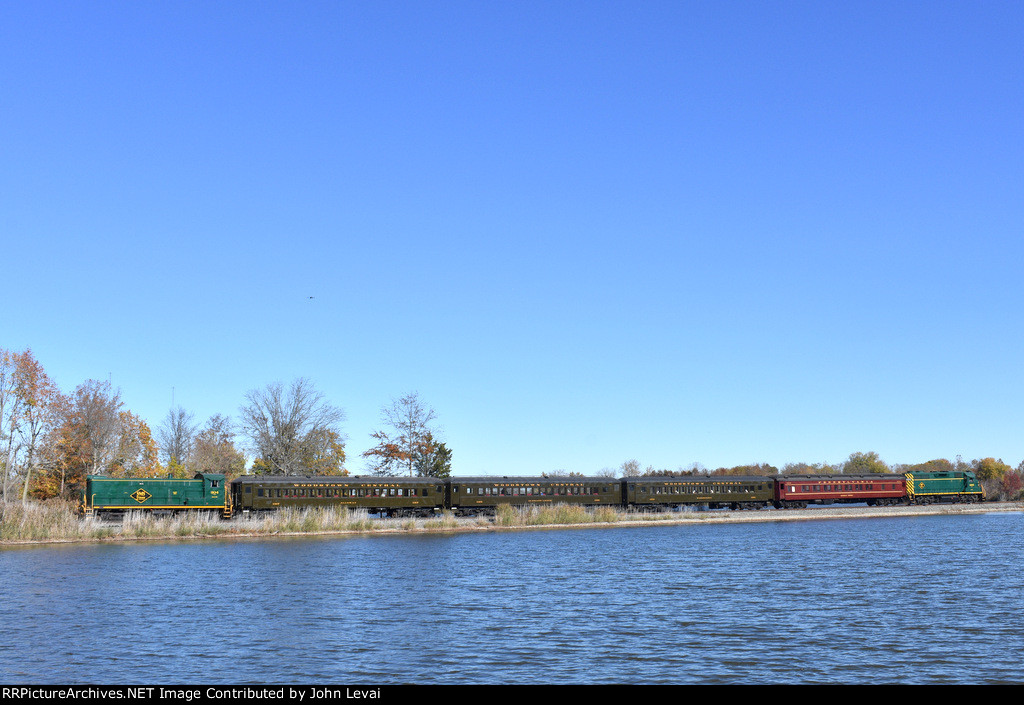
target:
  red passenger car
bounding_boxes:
[773,474,906,509]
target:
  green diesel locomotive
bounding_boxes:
[905,469,985,504]
[80,472,232,519]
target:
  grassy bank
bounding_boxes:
[495,502,625,526]
[0,499,694,544]
[2,499,1019,545]
[0,500,482,543]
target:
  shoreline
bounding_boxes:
[3,501,1022,548]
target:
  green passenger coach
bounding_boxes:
[448,476,621,516]
[230,475,447,517]
[624,475,774,510]
[80,472,231,518]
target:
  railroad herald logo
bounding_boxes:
[130,489,152,503]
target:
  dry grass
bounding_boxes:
[0,499,99,541]
[495,503,626,526]
[1,499,716,543]
[423,511,460,530]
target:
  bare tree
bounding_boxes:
[362,392,439,476]
[619,459,641,477]
[239,378,346,475]
[71,379,123,476]
[158,406,198,467]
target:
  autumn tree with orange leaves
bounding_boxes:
[107,410,160,478]
[0,349,64,502]
[34,378,160,498]
[188,414,247,477]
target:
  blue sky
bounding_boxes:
[3,2,1023,475]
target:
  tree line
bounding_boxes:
[2,347,1021,504]
[0,348,451,503]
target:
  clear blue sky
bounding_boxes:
[3,1,1023,476]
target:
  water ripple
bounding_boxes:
[1,513,1022,684]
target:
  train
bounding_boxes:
[79,468,985,520]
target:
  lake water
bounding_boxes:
[1,511,1022,684]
